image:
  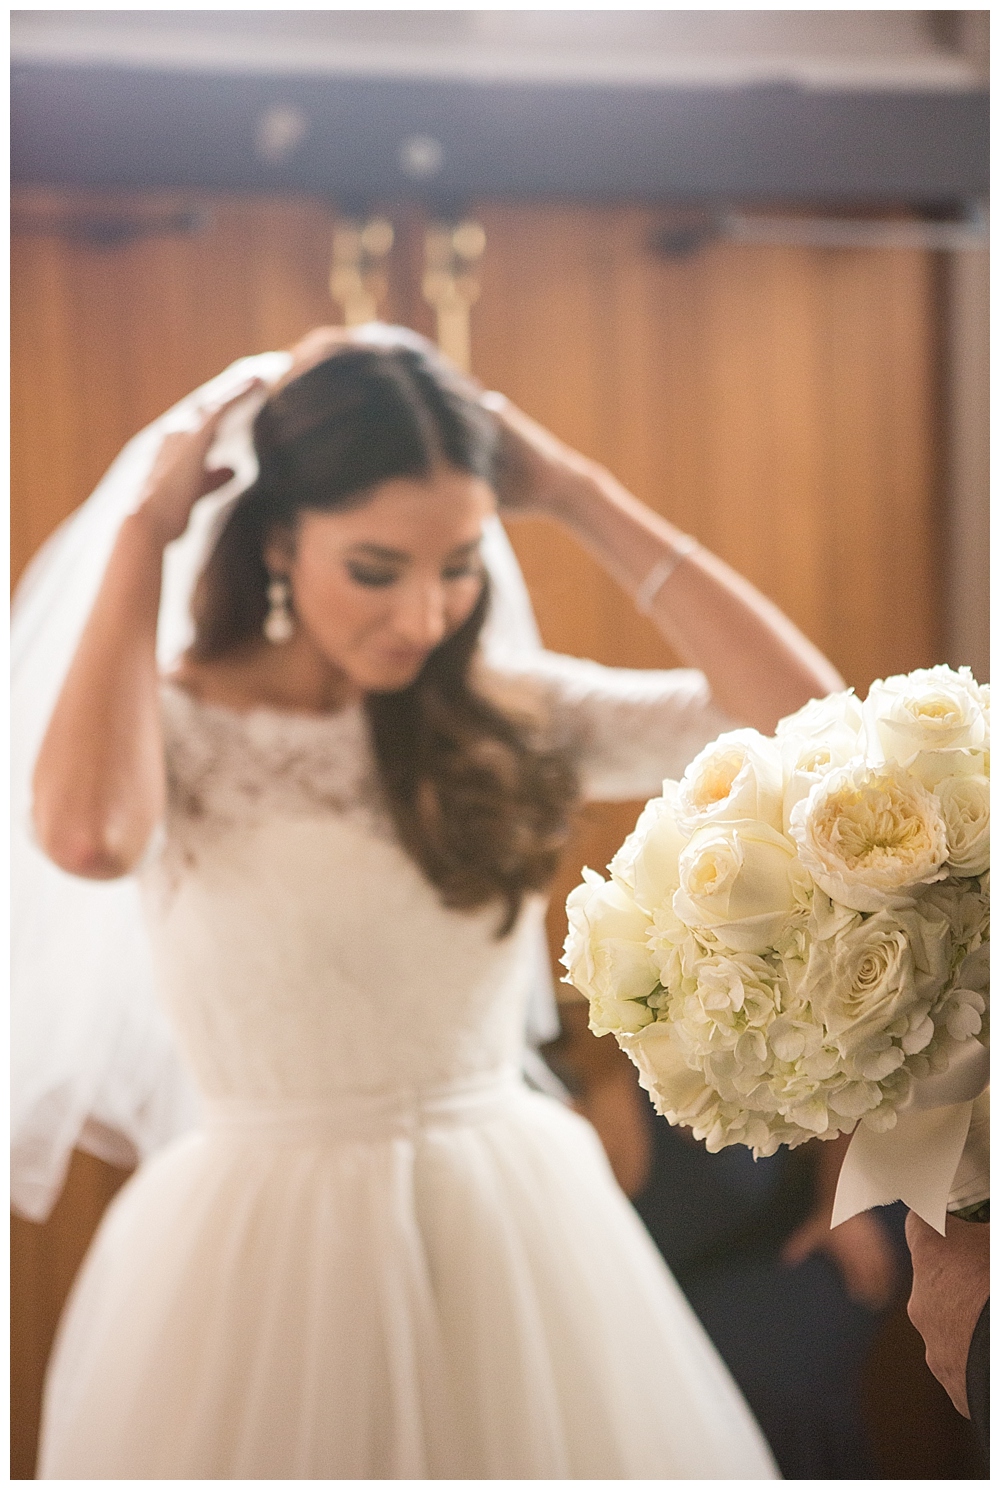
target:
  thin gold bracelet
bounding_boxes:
[635,535,700,614]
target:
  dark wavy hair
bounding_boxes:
[189,339,579,934]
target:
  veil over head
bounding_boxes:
[11,328,560,1222]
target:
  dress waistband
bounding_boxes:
[202,1067,524,1144]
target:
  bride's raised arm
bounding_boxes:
[487,395,844,733]
[31,382,262,880]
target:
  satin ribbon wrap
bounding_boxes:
[832,1033,989,1235]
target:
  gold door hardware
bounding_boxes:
[422,219,486,373]
[329,216,395,326]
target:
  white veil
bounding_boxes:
[11,331,560,1223]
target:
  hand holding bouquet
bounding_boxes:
[562,666,989,1233]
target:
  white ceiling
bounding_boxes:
[9,10,989,91]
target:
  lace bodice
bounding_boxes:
[139,658,730,1105]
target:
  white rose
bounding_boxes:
[802,904,950,1061]
[777,689,865,755]
[676,729,784,836]
[672,820,799,953]
[619,1020,717,1125]
[776,691,865,829]
[805,890,948,1064]
[561,869,657,1036]
[608,781,687,914]
[900,745,989,792]
[864,666,987,768]
[934,773,990,876]
[789,761,949,912]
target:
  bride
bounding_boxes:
[24,324,840,1479]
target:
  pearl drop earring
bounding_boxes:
[263,576,295,644]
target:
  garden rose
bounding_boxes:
[789,761,949,912]
[675,730,784,836]
[673,820,799,952]
[777,691,865,827]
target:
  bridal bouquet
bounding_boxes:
[562,666,989,1229]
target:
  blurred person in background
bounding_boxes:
[545,999,909,1479]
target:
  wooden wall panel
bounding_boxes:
[12,188,341,587]
[11,1153,133,1480]
[472,202,940,692]
[12,186,951,1478]
[468,202,941,983]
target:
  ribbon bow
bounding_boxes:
[832,1032,989,1235]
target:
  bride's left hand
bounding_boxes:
[482,392,597,518]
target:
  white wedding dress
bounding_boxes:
[38,657,779,1480]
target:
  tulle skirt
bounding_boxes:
[39,1084,778,1479]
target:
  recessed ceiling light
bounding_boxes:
[398,134,444,181]
[255,105,309,165]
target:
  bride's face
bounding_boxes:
[271,468,497,693]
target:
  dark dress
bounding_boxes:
[966,1299,989,1460]
[632,1104,908,1480]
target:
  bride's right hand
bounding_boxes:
[136,380,264,545]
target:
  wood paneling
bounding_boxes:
[12,188,341,585]
[13,190,941,676]
[472,201,940,690]
[11,1152,133,1480]
[465,201,941,978]
[12,186,947,1478]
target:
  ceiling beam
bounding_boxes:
[11,65,988,208]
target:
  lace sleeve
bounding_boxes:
[476,650,735,802]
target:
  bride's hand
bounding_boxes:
[483,392,598,518]
[136,380,264,546]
